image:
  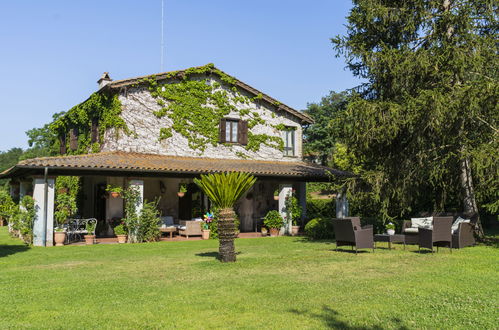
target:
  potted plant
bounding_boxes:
[201,212,213,240]
[261,227,268,237]
[285,190,302,236]
[178,184,187,198]
[114,223,127,243]
[54,208,69,246]
[273,189,279,201]
[263,210,284,237]
[53,193,76,246]
[386,222,396,235]
[106,185,123,198]
[84,222,96,245]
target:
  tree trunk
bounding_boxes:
[217,207,237,262]
[460,156,484,239]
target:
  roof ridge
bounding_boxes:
[106,64,313,124]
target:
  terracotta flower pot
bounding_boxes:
[201,229,210,240]
[54,231,66,246]
[261,230,268,237]
[291,225,300,236]
[273,195,279,201]
[116,235,127,244]
[0,218,5,226]
[110,191,120,198]
[177,192,185,198]
[84,235,95,245]
[269,228,279,237]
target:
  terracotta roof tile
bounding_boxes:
[1,152,347,180]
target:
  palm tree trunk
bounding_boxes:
[218,207,237,262]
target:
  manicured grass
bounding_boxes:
[0,227,497,329]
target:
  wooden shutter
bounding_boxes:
[219,119,227,143]
[69,128,78,151]
[238,120,248,145]
[91,118,99,143]
[59,134,67,154]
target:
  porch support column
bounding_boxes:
[128,179,144,214]
[335,189,349,218]
[33,177,55,247]
[278,184,293,235]
[296,182,307,227]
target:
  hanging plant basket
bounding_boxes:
[273,195,279,201]
[110,191,120,198]
[177,192,185,198]
[58,188,69,194]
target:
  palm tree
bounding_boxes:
[194,172,256,262]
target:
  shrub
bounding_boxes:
[304,217,334,240]
[306,199,335,221]
[114,224,126,235]
[18,196,36,245]
[138,200,161,242]
[263,210,284,229]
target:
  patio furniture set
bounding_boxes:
[159,216,203,239]
[332,215,476,253]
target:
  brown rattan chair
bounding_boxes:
[452,215,476,249]
[418,216,453,253]
[332,218,374,253]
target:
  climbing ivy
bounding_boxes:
[50,92,129,155]
[143,63,286,153]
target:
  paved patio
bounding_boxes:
[68,232,265,245]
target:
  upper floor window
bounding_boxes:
[220,119,248,145]
[282,128,295,156]
[226,120,238,143]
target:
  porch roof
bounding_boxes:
[0,151,348,181]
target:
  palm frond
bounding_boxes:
[194,172,257,208]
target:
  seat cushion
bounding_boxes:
[178,226,186,230]
[403,227,419,234]
[451,217,470,234]
[411,217,433,229]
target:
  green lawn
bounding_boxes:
[0,227,497,329]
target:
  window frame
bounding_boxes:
[225,119,239,144]
[282,128,296,157]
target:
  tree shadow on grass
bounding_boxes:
[0,244,30,258]
[289,306,409,330]
[195,251,242,260]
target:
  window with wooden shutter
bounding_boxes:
[91,118,99,143]
[238,120,248,145]
[219,119,227,143]
[69,128,78,151]
[59,134,67,154]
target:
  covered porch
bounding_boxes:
[1,151,347,246]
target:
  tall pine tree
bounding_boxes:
[333,0,498,236]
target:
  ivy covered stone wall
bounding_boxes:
[101,73,303,162]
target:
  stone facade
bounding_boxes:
[101,75,303,162]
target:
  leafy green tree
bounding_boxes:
[194,172,256,262]
[303,91,349,165]
[333,0,498,235]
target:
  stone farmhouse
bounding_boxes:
[1,64,346,246]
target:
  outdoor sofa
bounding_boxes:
[402,215,476,248]
[178,220,203,238]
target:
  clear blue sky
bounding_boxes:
[0,0,359,151]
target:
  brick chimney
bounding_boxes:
[97,72,112,89]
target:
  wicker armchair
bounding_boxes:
[177,220,203,238]
[332,218,374,253]
[419,216,453,253]
[452,218,476,249]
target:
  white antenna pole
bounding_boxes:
[160,0,165,71]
